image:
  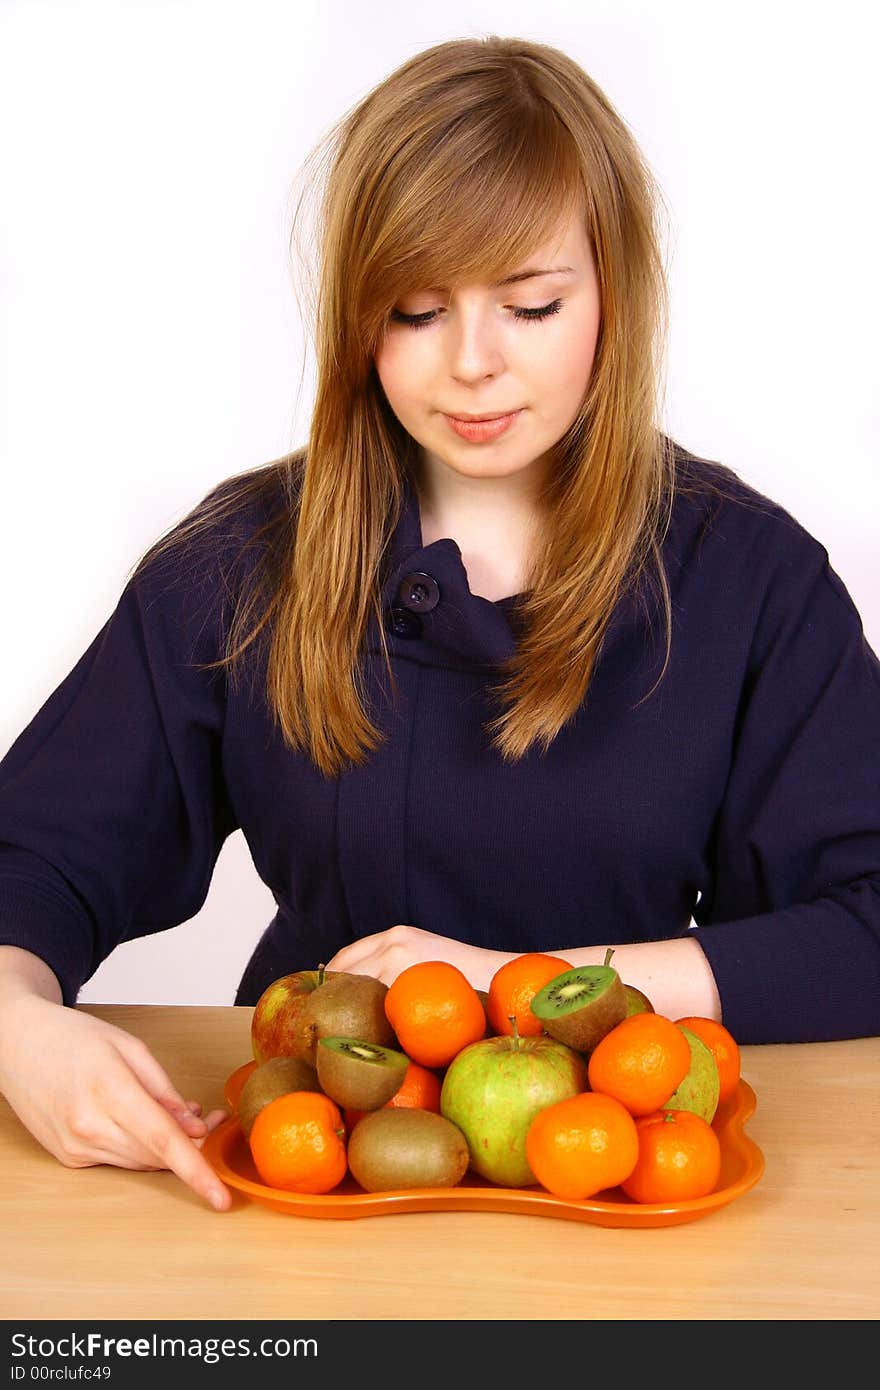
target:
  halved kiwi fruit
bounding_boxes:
[529,949,627,1053]
[316,1036,409,1111]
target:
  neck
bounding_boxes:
[414,449,548,532]
[412,450,549,601]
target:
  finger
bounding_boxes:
[324,944,369,972]
[115,1036,213,1130]
[173,1109,209,1137]
[325,927,403,971]
[94,1112,229,1156]
[105,1085,232,1211]
[193,1109,230,1149]
[326,947,388,980]
[113,1033,193,1108]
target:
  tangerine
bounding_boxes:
[343,1059,443,1129]
[620,1109,721,1203]
[384,960,486,1068]
[248,1090,347,1194]
[486,952,573,1037]
[525,1091,639,1200]
[675,1016,741,1103]
[587,1012,691,1116]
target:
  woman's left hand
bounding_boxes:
[323,924,514,991]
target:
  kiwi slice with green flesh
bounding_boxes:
[347,1108,470,1192]
[316,1036,409,1111]
[237,1056,321,1139]
[529,950,627,1052]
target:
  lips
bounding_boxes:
[448,411,519,421]
[444,410,522,442]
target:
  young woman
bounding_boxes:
[1,36,877,1212]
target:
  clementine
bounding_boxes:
[384,960,486,1068]
[620,1109,721,1203]
[486,952,573,1037]
[587,1012,691,1116]
[525,1091,639,1200]
[675,1016,741,1103]
[248,1090,347,1194]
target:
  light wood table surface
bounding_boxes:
[1,1005,877,1321]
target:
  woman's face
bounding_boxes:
[374,207,602,493]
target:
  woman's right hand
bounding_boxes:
[0,991,232,1211]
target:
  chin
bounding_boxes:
[432,438,534,470]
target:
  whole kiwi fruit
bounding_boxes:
[237,1056,321,1139]
[347,1109,470,1192]
[529,949,627,1053]
[294,971,398,1066]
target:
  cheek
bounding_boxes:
[374,339,423,415]
[541,312,599,407]
[373,341,396,400]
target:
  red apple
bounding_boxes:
[439,1022,588,1187]
[250,967,337,1064]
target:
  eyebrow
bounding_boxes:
[493,265,577,286]
[423,266,577,292]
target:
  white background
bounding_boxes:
[1,0,878,1003]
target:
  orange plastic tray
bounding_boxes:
[203,1060,765,1228]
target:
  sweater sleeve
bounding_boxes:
[0,539,239,1007]
[693,534,880,1043]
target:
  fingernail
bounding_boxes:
[187,1101,203,1115]
[208,1189,227,1211]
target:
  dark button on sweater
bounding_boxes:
[397,571,440,613]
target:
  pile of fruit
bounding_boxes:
[241,950,742,1205]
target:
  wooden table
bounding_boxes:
[1,1006,877,1321]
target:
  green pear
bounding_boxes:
[663,1026,720,1123]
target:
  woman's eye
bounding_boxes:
[389,308,437,330]
[389,299,564,331]
[512,299,564,322]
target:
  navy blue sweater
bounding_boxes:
[1,443,878,1043]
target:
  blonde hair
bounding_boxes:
[139,35,725,777]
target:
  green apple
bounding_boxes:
[623,983,655,1016]
[663,1025,720,1122]
[440,1021,588,1187]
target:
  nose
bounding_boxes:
[446,304,505,383]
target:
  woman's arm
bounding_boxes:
[324,925,722,1021]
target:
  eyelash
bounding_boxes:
[389,299,564,331]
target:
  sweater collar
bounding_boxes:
[375,473,521,670]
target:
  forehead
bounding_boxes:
[419,209,590,293]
